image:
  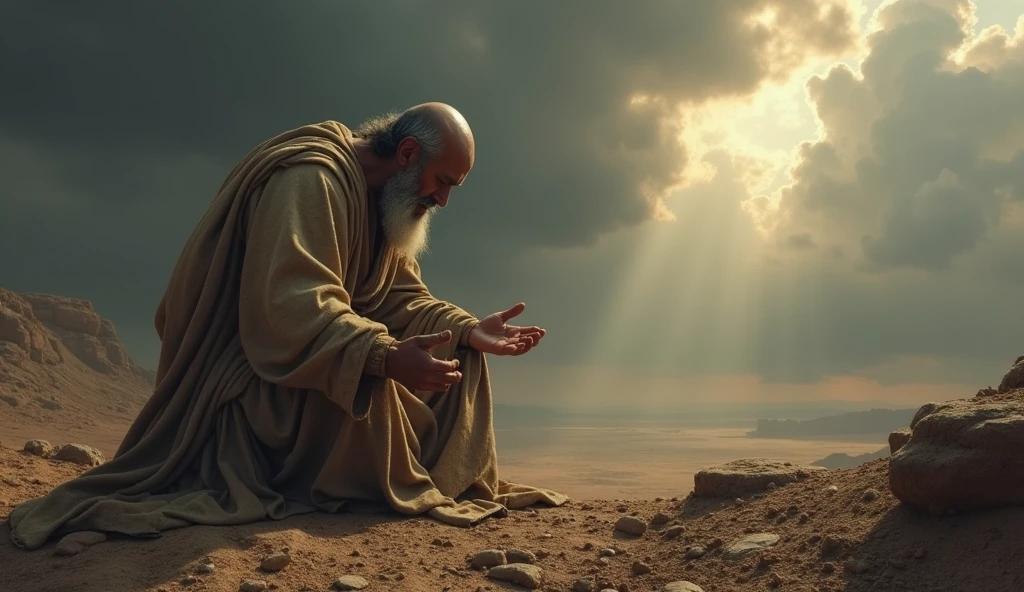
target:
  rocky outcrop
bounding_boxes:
[0,288,151,381]
[999,355,1024,393]
[693,459,826,497]
[888,388,1024,514]
[0,290,62,366]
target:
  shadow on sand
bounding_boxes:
[836,502,1024,592]
[0,509,405,592]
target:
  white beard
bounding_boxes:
[378,163,435,260]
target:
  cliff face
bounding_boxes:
[0,290,154,382]
[0,288,153,437]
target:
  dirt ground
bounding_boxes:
[2,444,1022,592]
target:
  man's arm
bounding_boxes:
[238,163,394,418]
[370,255,480,349]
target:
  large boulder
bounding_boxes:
[693,458,826,497]
[999,355,1024,393]
[888,389,1024,514]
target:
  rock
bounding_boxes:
[598,548,616,557]
[684,546,706,559]
[722,533,780,559]
[53,531,107,556]
[596,557,610,566]
[662,582,704,592]
[260,552,290,572]
[51,443,106,466]
[196,563,215,575]
[844,559,869,574]
[825,485,838,495]
[631,561,652,575]
[650,512,672,526]
[862,488,880,502]
[573,577,597,592]
[693,459,826,497]
[507,549,536,564]
[998,356,1024,393]
[820,535,847,555]
[889,428,912,454]
[239,581,268,592]
[822,562,837,574]
[23,439,52,457]
[614,516,647,536]
[331,575,369,590]
[486,563,543,589]
[889,391,1024,513]
[471,549,506,569]
[662,525,685,540]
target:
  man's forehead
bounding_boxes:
[436,147,473,185]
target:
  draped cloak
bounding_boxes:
[8,121,568,551]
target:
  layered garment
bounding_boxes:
[9,121,567,551]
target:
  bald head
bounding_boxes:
[355,102,474,168]
[403,102,475,161]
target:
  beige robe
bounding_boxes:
[8,121,567,551]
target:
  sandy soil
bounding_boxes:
[3,444,1022,592]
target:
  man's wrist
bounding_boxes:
[364,333,397,377]
[461,321,481,349]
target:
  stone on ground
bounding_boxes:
[888,389,1024,513]
[722,533,780,559]
[693,459,826,497]
[486,563,543,589]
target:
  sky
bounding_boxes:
[2,0,1023,413]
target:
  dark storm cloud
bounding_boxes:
[0,0,857,367]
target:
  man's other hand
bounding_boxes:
[468,302,546,356]
[384,330,462,391]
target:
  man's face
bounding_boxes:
[378,138,474,259]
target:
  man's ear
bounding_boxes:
[396,137,421,167]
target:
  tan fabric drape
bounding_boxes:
[8,121,567,551]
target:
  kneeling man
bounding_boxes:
[10,102,567,551]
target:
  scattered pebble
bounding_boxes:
[507,549,536,564]
[685,546,706,559]
[845,558,869,574]
[662,525,685,540]
[662,582,705,592]
[651,512,672,526]
[631,561,652,575]
[614,516,647,537]
[486,563,543,589]
[598,548,616,557]
[723,533,780,560]
[195,563,215,575]
[239,581,267,592]
[471,549,506,569]
[826,485,838,494]
[820,535,844,555]
[331,575,369,590]
[573,577,596,592]
[863,488,880,502]
[260,552,290,572]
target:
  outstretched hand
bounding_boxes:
[467,302,546,356]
